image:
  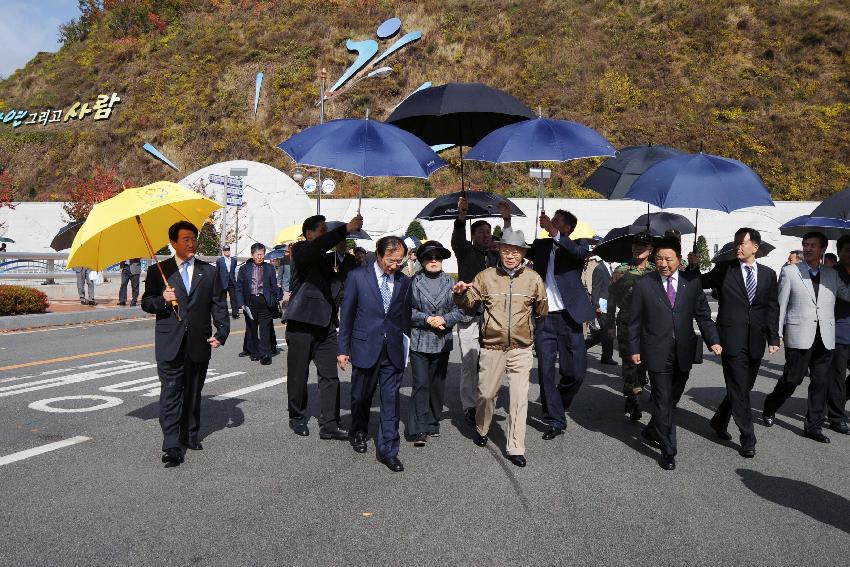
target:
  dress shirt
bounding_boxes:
[740,260,757,287]
[374,261,395,296]
[176,256,195,287]
[251,262,264,295]
[544,233,566,312]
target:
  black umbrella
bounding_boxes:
[326,220,371,240]
[50,220,84,251]
[415,190,525,221]
[386,82,535,191]
[711,240,775,264]
[629,212,695,236]
[810,185,850,219]
[592,227,638,263]
[581,144,685,199]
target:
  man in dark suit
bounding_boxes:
[629,237,721,470]
[216,245,239,319]
[117,258,141,306]
[235,243,282,366]
[585,258,616,364]
[141,221,230,467]
[285,214,363,439]
[338,235,412,472]
[827,235,850,434]
[688,228,780,457]
[529,210,596,440]
[325,240,358,312]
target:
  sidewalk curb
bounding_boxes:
[0,307,152,332]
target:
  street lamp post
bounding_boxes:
[317,67,327,215]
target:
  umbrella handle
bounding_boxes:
[136,215,181,320]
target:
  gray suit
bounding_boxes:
[765,262,850,433]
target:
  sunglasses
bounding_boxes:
[422,255,442,262]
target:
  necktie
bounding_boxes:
[666,276,676,307]
[380,274,392,313]
[745,265,756,304]
[181,261,191,293]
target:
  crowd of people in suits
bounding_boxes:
[140,201,850,472]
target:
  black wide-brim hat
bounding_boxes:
[417,240,451,260]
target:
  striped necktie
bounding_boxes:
[745,265,756,304]
[380,274,392,313]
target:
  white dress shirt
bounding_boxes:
[740,260,757,287]
[544,233,566,313]
[374,261,395,296]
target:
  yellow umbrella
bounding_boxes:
[273,223,305,246]
[570,219,597,241]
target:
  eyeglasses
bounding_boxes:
[383,258,405,267]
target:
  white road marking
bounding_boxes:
[29,395,124,413]
[100,376,160,393]
[0,436,91,467]
[212,376,287,400]
[2,317,151,335]
[0,361,155,398]
[140,371,247,397]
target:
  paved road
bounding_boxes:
[0,318,848,565]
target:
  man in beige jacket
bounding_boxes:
[453,227,548,467]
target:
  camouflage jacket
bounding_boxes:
[605,261,656,330]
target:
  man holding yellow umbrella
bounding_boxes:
[67,181,230,467]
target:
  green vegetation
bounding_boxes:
[0,0,848,202]
[405,219,427,241]
[694,235,711,271]
[0,285,50,315]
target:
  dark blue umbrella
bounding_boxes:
[464,118,615,164]
[581,144,685,199]
[623,152,774,212]
[265,248,286,261]
[780,215,850,240]
[278,118,447,211]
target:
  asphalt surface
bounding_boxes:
[0,318,848,565]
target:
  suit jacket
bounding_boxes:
[338,265,412,370]
[324,250,358,309]
[591,261,612,311]
[835,262,850,345]
[216,255,238,288]
[284,225,348,327]
[141,257,230,363]
[235,261,283,309]
[120,259,142,276]
[778,263,850,350]
[628,270,720,373]
[694,261,779,358]
[529,234,595,324]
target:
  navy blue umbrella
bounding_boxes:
[780,215,850,240]
[265,248,285,261]
[278,118,447,211]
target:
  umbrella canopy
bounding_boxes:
[570,219,597,241]
[415,190,525,221]
[0,236,14,243]
[265,248,286,261]
[779,215,850,241]
[67,181,221,271]
[810,185,850,220]
[50,220,84,251]
[581,144,685,199]
[278,118,447,179]
[711,240,775,264]
[273,224,305,246]
[623,153,774,212]
[326,220,371,240]
[464,118,615,164]
[628,212,695,236]
[592,227,640,263]
[386,82,536,147]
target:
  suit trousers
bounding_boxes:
[285,320,341,432]
[827,342,849,426]
[350,342,403,459]
[534,310,587,430]
[157,335,209,451]
[584,314,614,360]
[226,284,238,317]
[715,349,761,448]
[118,272,139,303]
[76,270,94,300]
[407,350,450,437]
[647,344,690,457]
[456,317,481,411]
[477,346,533,455]
[764,328,833,433]
[246,295,273,359]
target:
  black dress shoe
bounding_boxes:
[80,299,87,305]
[161,448,184,467]
[542,426,564,440]
[260,357,272,365]
[829,422,850,435]
[659,454,676,470]
[290,423,309,437]
[413,433,428,447]
[507,454,526,467]
[473,432,488,447]
[88,300,97,306]
[117,302,126,306]
[739,446,756,458]
[377,455,404,472]
[238,351,250,357]
[762,412,775,427]
[640,428,661,449]
[186,441,203,451]
[625,395,642,422]
[250,355,260,361]
[804,430,831,443]
[352,431,368,453]
[130,300,137,307]
[600,358,618,366]
[464,407,476,426]
[709,418,733,441]
[319,428,349,441]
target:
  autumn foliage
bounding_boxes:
[62,166,131,222]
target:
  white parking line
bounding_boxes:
[0,361,156,398]
[212,377,287,400]
[0,436,90,467]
